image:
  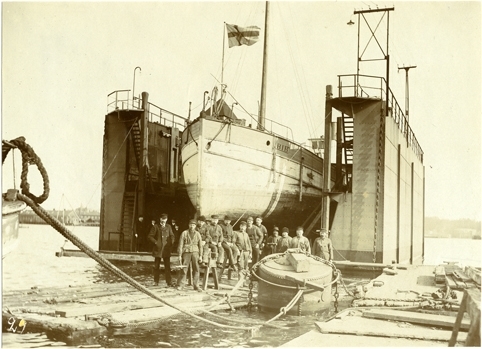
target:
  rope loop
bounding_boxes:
[3,137,50,204]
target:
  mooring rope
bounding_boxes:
[17,193,260,330]
[5,136,302,331]
[3,137,50,204]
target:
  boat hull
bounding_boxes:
[2,198,27,258]
[181,117,324,228]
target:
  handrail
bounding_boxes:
[337,74,423,162]
[264,117,295,141]
[107,90,187,131]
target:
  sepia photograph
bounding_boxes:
[2,1,481,348]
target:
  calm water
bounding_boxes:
[2,225,325,348]
[2,224,481,347]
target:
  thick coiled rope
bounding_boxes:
[2,137,49,204]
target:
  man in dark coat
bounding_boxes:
[148,213,175,286]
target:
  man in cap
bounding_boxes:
[176,219,203,291]
[312,229,333,261]
[246,216,263,265]
[266,226,281,255]
[290,226,311,253]
[207,215,224,267]
[220,215,239,270]
[148,213,175,287]
[255,216,268,258]
[277,227,292,253]
[235,221,252,272]
[197,215,211,266]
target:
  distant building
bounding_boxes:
[20,207,100,226]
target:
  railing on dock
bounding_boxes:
[107,90,187,131]
[337,74,423,162]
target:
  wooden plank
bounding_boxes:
[465,266,481,285]
[286,252,310,272]
[453,271,471,282]
[89,299,246,324]
[55,293,212,317]
[363,308,470,330]
[452,278,466,289]
[3,282,133,297]
[446,276,457,288]
[315,317,468,342]
[1,312,107,346]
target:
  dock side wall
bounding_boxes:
[330,193,353,259]
[100,113,129,250]
[383,116,424,264]
[340,101,384,262]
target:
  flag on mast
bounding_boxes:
[226,23,261,48]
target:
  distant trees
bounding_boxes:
[425,217,481,238]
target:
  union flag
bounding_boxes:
[226,23,261,48]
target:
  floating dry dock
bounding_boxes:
[2,278,248,346]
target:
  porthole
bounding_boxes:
[266,140,271,146]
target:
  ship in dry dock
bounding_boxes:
[99,5,425,267]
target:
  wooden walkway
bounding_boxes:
[2,277,249,346]
[281,263,480,347]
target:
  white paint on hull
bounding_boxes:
[181,118,323,219]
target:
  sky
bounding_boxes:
[2,1,481,221]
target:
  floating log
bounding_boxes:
[363,308,470,330]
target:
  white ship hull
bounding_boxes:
[181,117,324,228]
[2,198,26,259]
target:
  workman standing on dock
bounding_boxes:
[207,215,224,268]
[176,219,203,291]
[220,215,239,270]
[246,216,263,265]
[289,226,311,253]
[266,226,281,255]
[197,216,211,266]
[255,216,268,259]
[277,227,292,252]
[235,221,252,272]
[148,213,175,287]
[312,229,333,261]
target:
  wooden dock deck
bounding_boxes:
[2,275,250,346]
[282,263,481,347]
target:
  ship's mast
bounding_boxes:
[258,1,269,130]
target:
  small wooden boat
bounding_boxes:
[253,249,336,315]
[2,189,26,258]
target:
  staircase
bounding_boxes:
[131,120,142,169]
[118,192,135,251]
[342,114,354,165]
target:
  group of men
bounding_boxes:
[147,213,334,291]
